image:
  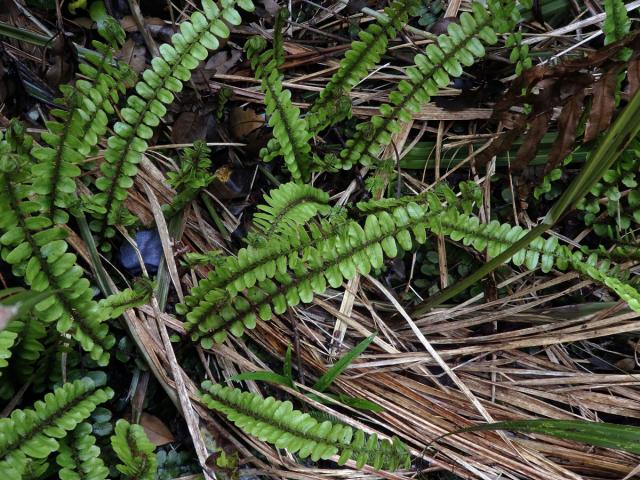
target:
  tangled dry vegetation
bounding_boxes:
[1,0,640,479]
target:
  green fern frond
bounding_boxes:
[89,0,255,237]
[260,68,313,181]
[245,12,312,182]
[167,140,212,189]
[32,31,133,225]
[0,377,113,478]
[111,419,157,480]
[99,278,154,319]
[184,201,433,345]
[306,0,418,134]
[328,0,516,170]
[163,140,214,219]
[200,382,411,470]
[0,125,115,366]
[604,0,630,45]
[177,189,446,328]
[252,182,331,236]
[57,422,109,480]
[177,216,346,317]
[430,209,640,312]
[244,8,288,79]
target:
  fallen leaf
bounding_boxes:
[229,107,264,140]
[205,50,242,76]
[139,412,175,446]
[171,111,216,144]
[45,33,77,88]
[116,38,147,73]
[192,50,242,88]
[545,91,585,175]
[585,67,621,142]
[512,111,552,172]
[627,59,640,98]
[259,0,280,17]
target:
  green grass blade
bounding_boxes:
[313,334,376,392]
[438,420,640,455]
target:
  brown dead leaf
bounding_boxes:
[584,68,620,142]
[139,412,175,446]
[627,59,640,98]
[171,111,216,144]
[192,50,242,88]
[476,116,526,168]
[116,39,147,73]
[229,107,264,140]
[512,111,552,172]
[545,91,585,175]
[259,0,280,17]
[120,15,165,32]
[44,33,76,88]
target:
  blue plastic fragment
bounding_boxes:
[118,230,162,275]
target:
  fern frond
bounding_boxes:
[90,0,255,236]
[245,12,312,182]
[0,377,113,478]
[328,0,515,169]
[252,182,330,236]
[32,32,133,225]
[306,0,417,134]
[244,8,288,79]
[177,189,445,323]
[430,209,640,312]
[604,0,631,45]
[163,140,214,219]
[184,201,433,345]
[200,382,411,470]
[0,126,115,365]
[99,278,154,319]
[111,419,157,480]
[57,422,109,480]
[177,216,345,317]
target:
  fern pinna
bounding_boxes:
[88,0,255,238]
[0,122,114,366]
[200,381,411,470]
[0,377,113,478]
[325,0,518,170]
